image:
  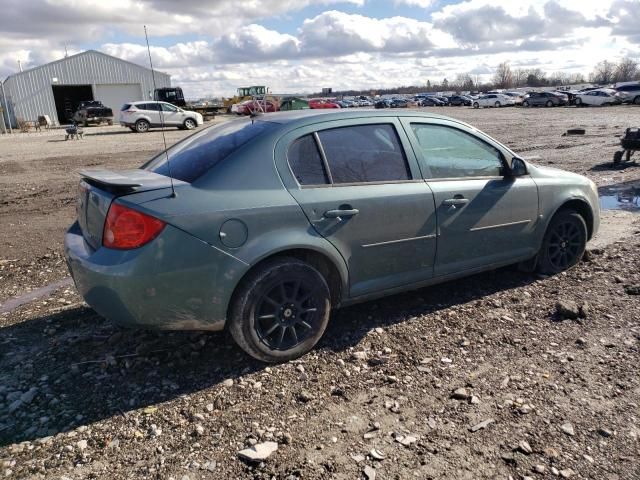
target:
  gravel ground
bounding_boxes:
[1,106,639,479]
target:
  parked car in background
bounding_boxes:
[421,97,445,107]
[66,110,600,363]
[614,84,640,105]
[374,99,391,109]
[280,97,309,111]
[504,92,524,105]
[119,101,203,132]
[575,89,622,107]
[433,96,450,106]
[472,94,513,108]
[73,101,114,126]
[235,99,279,115]
[390,98,409,108]
[448,95,472,106]
[522,91,567,107]
[309,99,340,109]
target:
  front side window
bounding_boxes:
[161,103,178,112]
[410,124,504,179]
[287,135,329,186]
[317,124,411,184]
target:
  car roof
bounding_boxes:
[254,109,458,128]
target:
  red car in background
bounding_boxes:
[308,99,340,109]
[236,99,279,115]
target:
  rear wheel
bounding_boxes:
[183,118,197,130]
[546,100,553,107]
[495,101,501,108]
[473,102,479,109]
[575,98,583,106]
[634,96,640,105]
[228,258,331,363]
[135,119,150,133]
[538,210,587,274]
[523,100,530,107]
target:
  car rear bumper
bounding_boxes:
[64,221,247,331]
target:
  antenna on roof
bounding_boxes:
[144,25,176,198]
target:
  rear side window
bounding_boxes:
[143,119,277,183]
[287,135,329,185]
[317,124,410,184]
[121,103,132,111]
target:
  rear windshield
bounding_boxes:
[142,119,277,183]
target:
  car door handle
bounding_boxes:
[324,208,359,218]
[442,197,469,207]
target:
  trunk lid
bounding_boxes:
[76,169,181,250]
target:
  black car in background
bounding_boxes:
[420,97,445,107]
[448,95,472,106]
[389,98,408,108]
[374,99,391,108]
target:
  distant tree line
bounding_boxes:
[315,56,639,97]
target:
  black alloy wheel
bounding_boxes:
[229,258,331,362]
[538,211,587,274]
[254,278,321,351]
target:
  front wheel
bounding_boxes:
[538,211,587,274]
[495,101,501,108]
[473,102,479,109]
[575,98,582,106]
[183,118,197,130]
[228,258,331,363]
[634,96,640,105]
[523,101,530,107]
[546,100,553,107]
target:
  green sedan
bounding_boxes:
[65,110,600,362]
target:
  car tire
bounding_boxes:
[523,101,530,107]
[473,102,479,109]
[228,257,331,363]
[613,150,624,165]
[538,210,587,275]
[634,96,640,105]
[183,118,197,130]
[546,100,553,107]
[135,119,150,133]
[575,98,582,106]
[495,101,501,108]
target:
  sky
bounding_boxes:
[0,0,638,98]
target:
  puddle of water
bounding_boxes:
[599,181,640,212]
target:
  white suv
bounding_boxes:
[119,101,204,133]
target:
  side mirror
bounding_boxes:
[509,157,528,177]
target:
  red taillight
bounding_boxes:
[102,203,165,250]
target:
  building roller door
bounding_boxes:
[94,84,143,117]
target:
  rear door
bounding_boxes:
[275,117,437,298]
[141,103,161,125]
[401,118,539,277]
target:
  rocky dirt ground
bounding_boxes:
[1,106,639,479]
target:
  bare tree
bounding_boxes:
[454,73,475,91]
[549,71,570,86]
[513,68,527,87]
[492,62,513,89]
[613,58,639,83]
[568,73,586,84]
[590,60,616,84]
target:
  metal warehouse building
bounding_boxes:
[0,50,170,130]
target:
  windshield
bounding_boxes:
[142,119,277,183]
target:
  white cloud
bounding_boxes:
[394,0,435,7]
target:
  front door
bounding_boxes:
[160,102,182,125]
[403,120,539,277]
[275,119,438,298]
